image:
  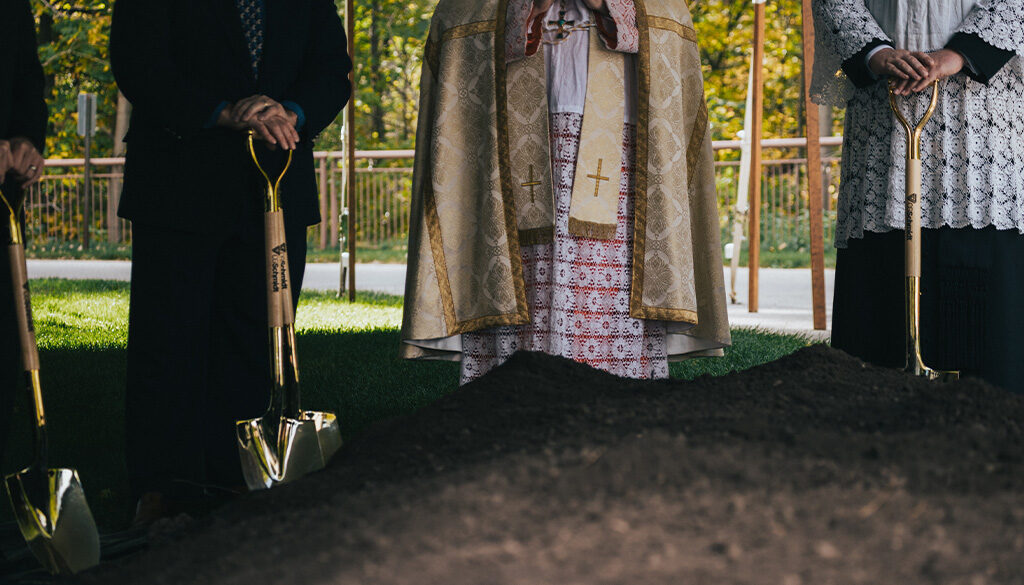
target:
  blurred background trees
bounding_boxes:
[34,0,831,157]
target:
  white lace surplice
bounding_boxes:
[460,0,668,385]
[811,0,1024,248]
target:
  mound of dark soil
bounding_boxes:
[73,345,1023,585]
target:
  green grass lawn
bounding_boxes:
[1,279,814,530]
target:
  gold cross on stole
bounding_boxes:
[548,9,576,39]
[521,165,542,203]
[587,158,610,198]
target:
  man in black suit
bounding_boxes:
[0,0,47,471]
[110,0,351,521]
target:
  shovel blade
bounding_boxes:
[236,416,324,491]
[302,411,342,464]
[5,468,100,575]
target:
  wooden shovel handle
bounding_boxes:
[9,242,40,371]
[265,210,288,328]
[904,158,922,279]
[274,216,296,328]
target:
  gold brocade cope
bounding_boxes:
[507,48,556,246]
[568,30,626,240]
[401,0,731,362]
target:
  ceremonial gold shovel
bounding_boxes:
[1,188,100,574]
[236,134,342,491]
[889,83,959,381]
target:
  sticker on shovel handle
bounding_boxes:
[904,193,917,241]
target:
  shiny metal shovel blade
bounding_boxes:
[303,411,342,464]
[236,416,324,491]
[5,468,100,574]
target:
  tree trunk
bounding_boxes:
[368,0,387,140]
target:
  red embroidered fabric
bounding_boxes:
[603,0,639,53]
[460,113,669,384]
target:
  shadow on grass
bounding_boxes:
[1,283,808,532]
[2,330,459,531]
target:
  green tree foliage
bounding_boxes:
[33,0,116,158]
[315,0,434,152]
[693,0,811,141]
[34,0,823,156]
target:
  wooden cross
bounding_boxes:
[587,158,610,198]
[521,165,542,203]
[548,8,575,39]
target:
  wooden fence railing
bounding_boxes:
[23,138,844,255]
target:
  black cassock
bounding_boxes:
[110,0,351,497]
[0,0,47,469]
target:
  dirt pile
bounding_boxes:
[72,345,1023,585]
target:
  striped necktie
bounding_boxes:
[236,0,265,78]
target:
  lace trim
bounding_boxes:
[957,0,1024,54]
[810,0,892,106]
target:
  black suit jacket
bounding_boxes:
[0,0,47,196]
[110,0,352,233]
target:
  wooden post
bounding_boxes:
[109,92,131,243]
[319,156,329,249]
[82,126,92,251]
[329,157,339,249]
[748,0,766,313]
[802,0,827,330]
[78,92,97,251]
[346,0,357,302]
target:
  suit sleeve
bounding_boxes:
[110,0,225,138]
[9,0,47,152]
[280,0,352,140]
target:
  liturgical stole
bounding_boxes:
[506,28,627,244]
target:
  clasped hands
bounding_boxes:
[870,47,965,96]
[0,138,45,190]
[218,95,300,150]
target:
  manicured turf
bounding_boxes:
[1,279,813,529]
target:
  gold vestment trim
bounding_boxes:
[629,0,652,320]
[494,0,532,327]
[423,175,459,331]
[518,226,555,247]
[647,16,697,43]
[639,305,699,324]
[567,218,617,240]
[425,20,498,76]
[686,100,709,187]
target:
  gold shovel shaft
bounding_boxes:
[889,83,959,382]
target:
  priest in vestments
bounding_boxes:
[401,0,729,384]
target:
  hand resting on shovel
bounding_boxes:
[216,97,300,150]
[871,47,966,96]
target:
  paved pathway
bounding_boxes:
[26,260,834,338]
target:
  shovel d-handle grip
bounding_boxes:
[9,243,40,372]
[905,158,923,279]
